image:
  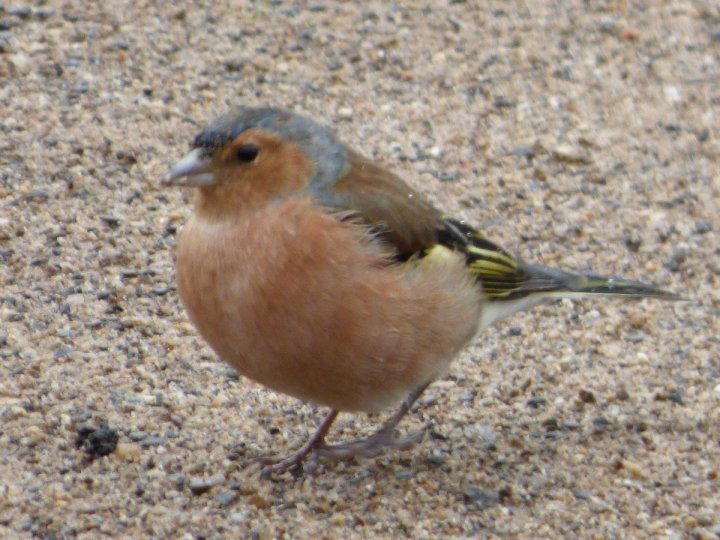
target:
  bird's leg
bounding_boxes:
[315,383,430,459]
[259,409,338,476]
[260,384,429,474]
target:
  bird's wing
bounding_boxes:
[315,151,533,293]
[315,150,443,257]
[316,151,678,302]
[433,217,533,298]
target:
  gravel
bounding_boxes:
[1,1,718,538]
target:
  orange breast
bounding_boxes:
[177,197,481,412]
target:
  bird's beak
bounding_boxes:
[163,148,216,187]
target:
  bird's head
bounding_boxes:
[165,107,349,218]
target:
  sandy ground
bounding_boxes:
[1,0,719,538]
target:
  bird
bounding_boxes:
[164,107,679,475]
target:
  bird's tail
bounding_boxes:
[435,217,681,330]
[516,263,680,300]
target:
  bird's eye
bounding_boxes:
[235,144,259,163]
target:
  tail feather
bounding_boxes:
[519,264,681,300]
[435,217,681,329]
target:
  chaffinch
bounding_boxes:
[164,107,678,475]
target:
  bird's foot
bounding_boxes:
[314,426,426,459]
[258,409,338,477]
[313,384,430,460]
[258,444,320,477]
[258,427,426,475]
[256,385,430,475]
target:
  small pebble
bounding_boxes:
[0,218,12,241]
[665,244,689,272]
[24,425,47,446]
[6,406,27,420]
[620,459,646,479]
[506,145,536,159]
[624,332,647,343]
[215,490,238,506]
[141,436,165,447]
[598,18,617,34]
[573,489,595,500]
[551,144,592,164]
[592,417,611,434]
[615,388,630,401]
[463,487,500,509]
[75,425,119,458]
[229,511,246,524]
[493,96,515,109]
[189,473,226,496]
[426,450,445,466]
[695,221,712,235]
[542,417,560,431]
[247,493,270,509]
[115,443,141,460]
[654,388,684,405]
[527,396,546,409]
[337,107,353,120]
[664,85,682,104]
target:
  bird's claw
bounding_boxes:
[314,427,426,459]
[257,428,426,475]
[258,450,319,477]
